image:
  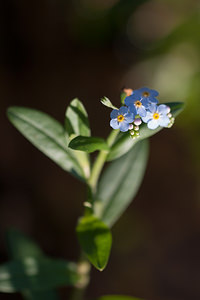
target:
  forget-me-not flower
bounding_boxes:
[124,95,149,117]
[142,104,170,129]
[110,106,135,132]
[132,87,159,104]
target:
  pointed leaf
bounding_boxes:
[65,98,91,178]
[0,258,79,293]
[6,229,59,299]
[76,215,112,271]
[7,107,85,180]
[6,229,43,260]
[69,136,109,153]
[101,97,118,110]
[65,98,91,137]
[107,102,184,161]
[94,140,149,227]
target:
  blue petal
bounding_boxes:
[128,104,137,115]
[135,87,150,94]
[119,121,130,132]
[136,87,159,98]
[110,109,119,119]
[131,90,141,99]
[125,112,134,123]
[110,119,120,129]
[141,111,152,123]
[148,97,158,104]
[159,115,170,127]
[137,106,147,117]
[158,104,170,115]
[124,96,134,106]
[141,98,149,107]
[150,89,159,97]
[147,119,159,129]
[119,106,128,115]
[148,103,157,113]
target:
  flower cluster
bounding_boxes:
[110,87,174,138]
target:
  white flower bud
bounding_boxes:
[134,118,142,126]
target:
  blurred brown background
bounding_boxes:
[1,0,200,299]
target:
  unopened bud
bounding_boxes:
[134,118,142,126]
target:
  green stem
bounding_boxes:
[70,256,91,300]
[87,129,119,194]
[70,130,119,300]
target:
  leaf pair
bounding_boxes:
[7,99,91,182]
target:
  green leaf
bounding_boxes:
[7,107,85,180]
[65,98,91,178]
[101,97,118,110]
[76,215,112,271]
[6,229,43,260]
[120,91,127,105]
[0,257,79,293]
[97,296,143,300]
[69,136,109,153]
[107,102,184,161]
[94,140,149,227]
[65,98,91,137]
[6,229,59,299]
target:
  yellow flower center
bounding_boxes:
[134,100,142,107]
[142,91,150,97]
[117,114,125,122]
[153,113,159,120]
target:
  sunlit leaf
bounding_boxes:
[76,215,112,271]
[94,140,149,227]
[6,229,59,299]
[65,98,91,137]
[7,107,85,180]
[69,136,109,153]
[65,98,91,178]
[0,258,79,293]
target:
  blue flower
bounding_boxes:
[142,104,170,129]
[124,95,149,117]
[131,87,159,104]
[110,106,135,132]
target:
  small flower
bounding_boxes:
[110,106,135,132]
[142,104,170,129]
[131,87,159,104]
[125,96,149,117]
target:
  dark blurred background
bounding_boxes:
[1,0,200,299]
